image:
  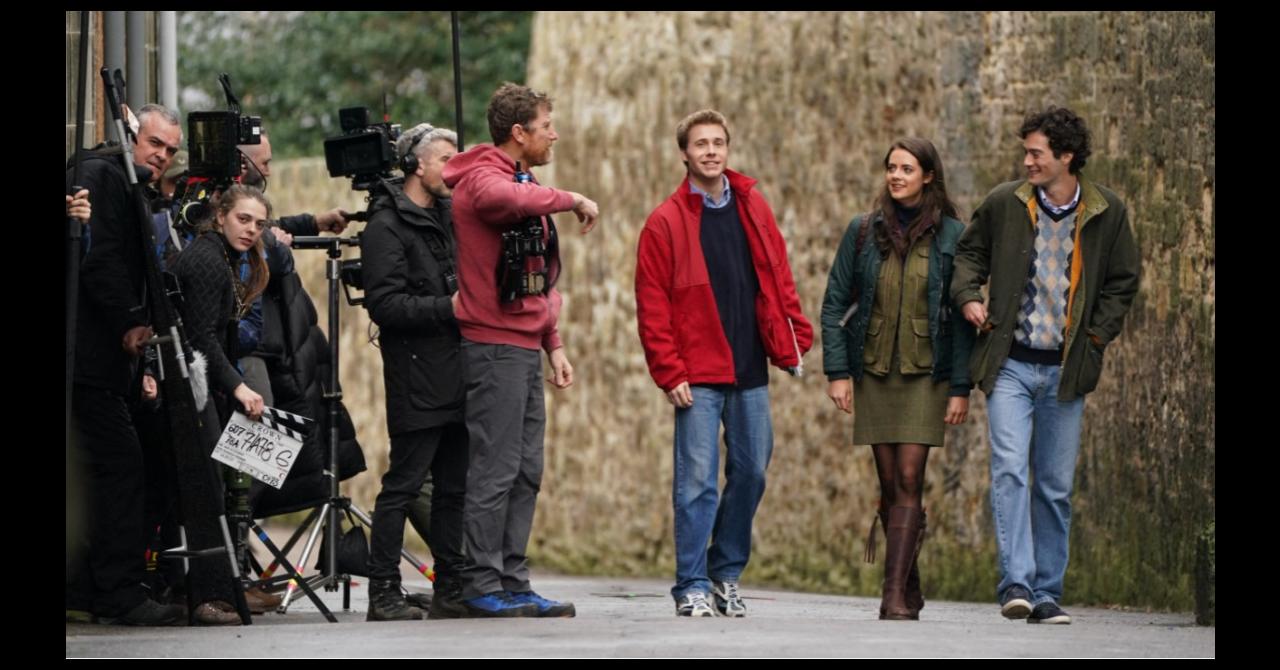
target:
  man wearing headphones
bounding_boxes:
[360,123,470,621]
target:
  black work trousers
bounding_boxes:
[68,385,149,617]
[367,422,469,586]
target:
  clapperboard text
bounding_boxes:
[211,407,314,489]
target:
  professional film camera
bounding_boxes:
[323,106,401,192]
[306,105,413,307]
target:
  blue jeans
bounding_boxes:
[671,385,773,600]
[987,358,1085,606]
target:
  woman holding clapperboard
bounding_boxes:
[168,184,271,625]
[175,184,269,424]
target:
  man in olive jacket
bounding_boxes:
[951,107,1140,625]
[360,124,468,621]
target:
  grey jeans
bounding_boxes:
[458,340,545,599]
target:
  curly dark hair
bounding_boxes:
[487,82,553,146]
[1019,106,1092,174]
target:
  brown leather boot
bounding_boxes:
[905,509,926,618]
[866,503,924,618]
[879,506,922,621]
[866,508,888,618]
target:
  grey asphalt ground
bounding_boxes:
[66,572,1213,658]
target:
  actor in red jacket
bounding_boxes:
[441,83,598,618]
[635,110,812,617]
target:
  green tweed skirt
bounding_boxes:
[852,349,949,447]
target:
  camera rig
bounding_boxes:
[171,73,261,235]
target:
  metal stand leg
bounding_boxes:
[278,503,329,613]
[251,523,337,623]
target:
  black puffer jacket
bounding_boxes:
[259,239,366,480]
[362,182,464,436]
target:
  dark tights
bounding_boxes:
[872,443,930,511]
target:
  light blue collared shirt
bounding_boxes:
[689,174,733,210]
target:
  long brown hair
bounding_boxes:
[872,138,958,258]
[214,184,271,310]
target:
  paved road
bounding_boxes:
[66,573,1213,657]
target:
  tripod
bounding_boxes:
[224,470,338,622]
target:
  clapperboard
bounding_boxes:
[211,407,314,490]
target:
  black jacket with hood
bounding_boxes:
[361,180,464,436]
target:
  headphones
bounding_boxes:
[399,126,431,175]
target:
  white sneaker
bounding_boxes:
[712,580,746,617]
[675,592,715,617]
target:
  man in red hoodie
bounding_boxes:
[635,109,813,617]
[440,82,598,618]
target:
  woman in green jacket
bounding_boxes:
[821,138,976,621]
